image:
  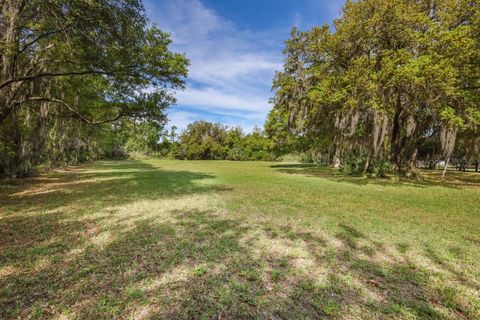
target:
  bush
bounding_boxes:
[173,122,275,161]
[342,154,368,176]
[226,147,244,160]
[342,153,393,178]
[370,160,392,178]
[103,148,130,160]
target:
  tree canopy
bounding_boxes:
[0,0,188,177]
[173,121,274,161]
[267,0,480,176]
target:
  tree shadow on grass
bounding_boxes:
[129,218,478,319]
[271,164,480,189]
[1,161,478,319]
[0,160,229,256]
[1,161,228,214]
[0,208,249,318]
[280,224,480,319]
[181,220,477,319]
[0,160,234,318]
[1,208,477,319]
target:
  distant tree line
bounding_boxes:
[125,121,275,161]
[266,0,480,177]
[0,0,188,178]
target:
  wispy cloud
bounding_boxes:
[144,0,344,132]
[144,0,282,131]
[168,109,259,133]
[176,87,270,114]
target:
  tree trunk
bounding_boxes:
[363,153,371,175]
[442,155,450,178]
[332,148,341,168]
[390,91,403,170]
[440,126,458,178]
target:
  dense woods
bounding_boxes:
[0,0,188,178]
[267,0,480,176]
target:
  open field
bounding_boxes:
[1,160,479,319]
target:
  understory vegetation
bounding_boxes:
[1,160,479,319]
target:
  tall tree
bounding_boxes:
[268,0,480,176]
[0,0,188,177]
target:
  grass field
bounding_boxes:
[1,160,479,319]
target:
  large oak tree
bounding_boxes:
[0,0,188,176]
[267,0,480,176]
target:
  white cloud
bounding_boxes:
[145,0,344,132]
[144,0,282,131]
[189,54,281,87]
[165,111,197,130]
[176,87,269,114]
[146,0,228,46]
[167,109,258,133]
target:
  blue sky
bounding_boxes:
[144,0,345,132]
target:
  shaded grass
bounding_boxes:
[271,163,480,188]
[0,160,479,319]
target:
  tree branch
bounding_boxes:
[0,70,108,91]
[15,97,126,125]
[0,65,145,91]
[17,29,61,55]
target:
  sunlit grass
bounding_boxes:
[1,160,479,319]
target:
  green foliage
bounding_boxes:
[177,121,228,160]
[342,153,370,177]
[267,0,480,176]
[241,128,275,161]
[123,121,163,155]
[174,121,275,161]
[371,160,393,178]
[342,153,393,178]
[0,0,189,178]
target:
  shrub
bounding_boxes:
[342,153,368,176]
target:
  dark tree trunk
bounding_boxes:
[390,91,403,170]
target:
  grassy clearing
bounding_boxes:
[1,160,479,319]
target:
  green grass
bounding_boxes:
[0,160,479,319]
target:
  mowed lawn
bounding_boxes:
[1,160,479,319]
